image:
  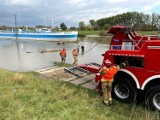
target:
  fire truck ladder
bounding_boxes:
[64,66,91,77]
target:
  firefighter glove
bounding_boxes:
[119,62,126,68]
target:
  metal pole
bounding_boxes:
[15,15,17,39]
[51,17,55,32]
[44,16,46,28]
[51,18,53,32]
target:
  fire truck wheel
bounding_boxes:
[145,86,160,111]
[112,77,137,103]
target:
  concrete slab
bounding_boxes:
[81,81,97,90]
[59,76,77,82]
[69,74,95,85]
[38,67,77,82]
[36,66,57,73]
[37,66,97,90]
[38,67,65,74]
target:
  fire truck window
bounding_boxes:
[114,56,144,67]
[113,46,121,49]
[121,42,134,50]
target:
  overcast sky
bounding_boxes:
[0,0,160,27]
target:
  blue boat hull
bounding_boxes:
[0,32,78,42]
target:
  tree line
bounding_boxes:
[0,12,159,31]
[79,12,160,31]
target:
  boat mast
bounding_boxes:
[44,16,46,28]
[51,17,55,32]
[14,15,18,39]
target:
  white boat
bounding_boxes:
[0,29,78,42]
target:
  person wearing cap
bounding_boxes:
[99,59,126,106]
[60,48,66,64]
[72,49,78,66]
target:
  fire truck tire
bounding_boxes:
[145,86,160,111]
[112,77,137,103]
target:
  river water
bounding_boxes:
[0,36,111,72]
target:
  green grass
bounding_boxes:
[54,61,73,67]
[136,31,159,36]
[77,30,159,36]
[0,69,159,120]
[78,30,101,36]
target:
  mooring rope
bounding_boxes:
[81,36,106,55]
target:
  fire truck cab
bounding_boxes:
[80,26,160,111]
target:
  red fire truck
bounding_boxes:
[78,26,160,111]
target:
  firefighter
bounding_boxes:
[72,49,78,66]
[60,48,66,64]
[99,59,126,106]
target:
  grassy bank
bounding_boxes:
[78,30,159,36]
[78,30,100,36]
[0,69,159,120]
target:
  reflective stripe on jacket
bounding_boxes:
[100,65,119,82]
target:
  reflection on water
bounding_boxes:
[0,36,111,72]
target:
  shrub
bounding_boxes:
[99,30,108,36]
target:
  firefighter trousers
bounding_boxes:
[101,80,113,104]
[61,56,66,64]
[73,56,78,65]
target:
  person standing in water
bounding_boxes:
[60,48,66,64]
[81,45,84,53]
[72,49,78,66]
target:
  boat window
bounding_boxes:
[114,56,144,68]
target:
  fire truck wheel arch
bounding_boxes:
[119,69,140,89]
[112,77,137,103]
[141,75,160,90]
[145,86,160,111]
[119,69,160,91]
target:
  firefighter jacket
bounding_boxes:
[99,65,119,82]
[60,50,66,57]
[72,50,77,56]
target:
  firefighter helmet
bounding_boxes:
[104,59,112,66]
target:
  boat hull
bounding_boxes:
[0,32,78,42]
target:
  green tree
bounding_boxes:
[96,12,160,31]
[79,21,86,30]
[86,25,93,30]
[0,25,7,30]
[89,20,96,28]
[102,24,111,30]
[151,13,160,30]
[89,19,99,30]
[70,26,77,30]
[60,22,67,30]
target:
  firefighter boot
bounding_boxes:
[109,98,112,105]
[104,101,109,106]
